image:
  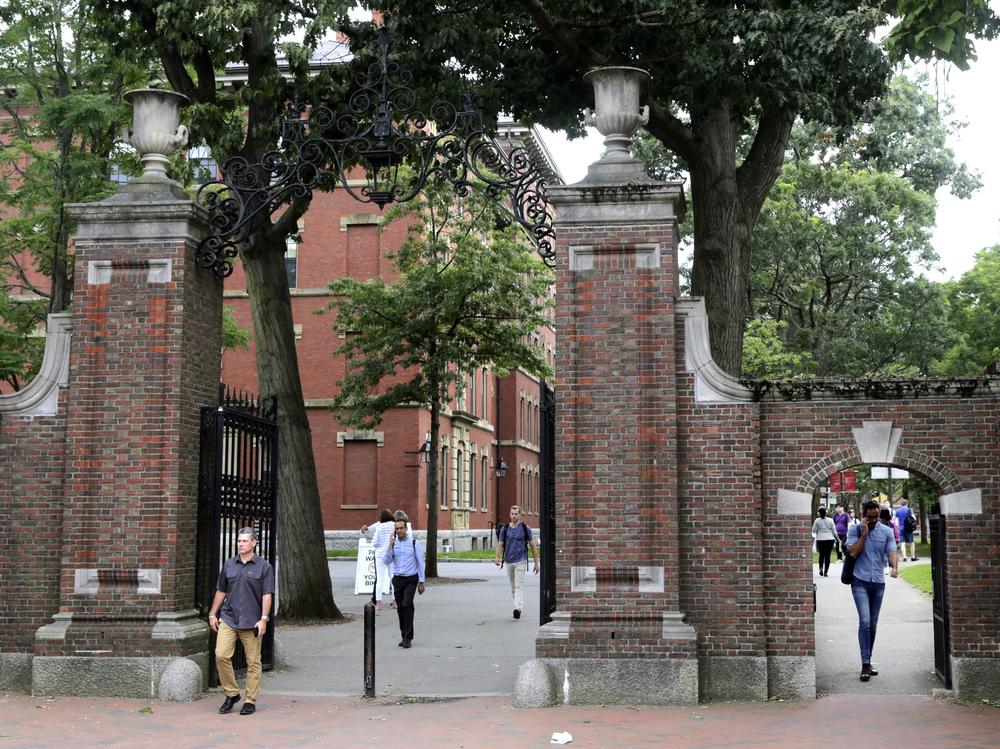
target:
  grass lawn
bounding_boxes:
[812,541,931,564]
[899,563,933,594]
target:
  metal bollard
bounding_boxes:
[363,600,376,697]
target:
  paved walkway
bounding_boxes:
[5,558,995,748]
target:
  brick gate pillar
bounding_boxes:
[31,172,221,698]
[516,142,697,705]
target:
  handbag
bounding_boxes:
[840,552,856,585]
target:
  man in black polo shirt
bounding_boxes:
[208,527,274,715]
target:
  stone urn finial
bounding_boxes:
[122,88,190,179]
[583,67,650,160]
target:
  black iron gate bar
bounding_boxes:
[195,27,555,279]
[539,378,556,627]
[196,384,279,686]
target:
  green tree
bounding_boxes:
[0,0,149,389]
[378,0,996,375]
[741,318,813,380]
[748,73,976,376]
[934,245,1000,376]
[328,180,553,577]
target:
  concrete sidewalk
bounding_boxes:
[2,692,997,749]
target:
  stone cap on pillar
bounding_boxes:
[578,66,653,187]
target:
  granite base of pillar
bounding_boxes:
[699,655,768,702]
[0,653,34,693]
[766,655,817,700]
[514,656,699,707]
[951,657,1000,703]
[31,653,207,700]
[32,609,209,699]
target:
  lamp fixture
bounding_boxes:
[419,439,432,463]
[495,457,508,478]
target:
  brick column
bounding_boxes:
[517,173,697,706]
[32,179,221,698]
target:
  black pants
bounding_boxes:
[392,574,419,642]
[817,540,835,575]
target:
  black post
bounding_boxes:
[363,600,376,697]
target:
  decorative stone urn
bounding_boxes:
[583,67,650,160]
[122,88,190,179]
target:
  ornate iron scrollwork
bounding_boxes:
[195,28,555,277]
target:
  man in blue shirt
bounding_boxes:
[384,517,425,648]
[846,499,899,682]
[894,499,918,562]
[494,505,540,620]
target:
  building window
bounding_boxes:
[520,469,526,512]
[285,237,298,289]
[188,146,218,185]
[440,447,449,510]
[481,456,488,511]
[520,397,525,440]
[535,404,540,444]
[469,453,476,509]
[455,449,463,508]
[469,373,477,416]
[481,370,489,419]
[343,440,377,506]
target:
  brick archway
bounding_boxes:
[795,448,965,496]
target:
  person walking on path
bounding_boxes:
[384,517,425,648]
[494,505,540,619]
[812,506,838,577]
[894,499,918,561]
[208,527,275,716]
[833,504,849,561]
[846,499,899,682]
[361,508,396,609]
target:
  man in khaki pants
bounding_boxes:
[208,527,274,715]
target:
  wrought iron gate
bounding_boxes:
[539,379,556,626]
[929,502,951,688]
[196,384,279,686]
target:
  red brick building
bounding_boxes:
[218,121,559,550]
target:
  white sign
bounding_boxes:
[354,539,377,595]
[871,467,909,480]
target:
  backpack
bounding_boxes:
[498,522,532,570]
[904,513,916,533]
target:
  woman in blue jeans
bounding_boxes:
[845,499,899,682]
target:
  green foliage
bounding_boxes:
[933,245,1000,376]
[748,73,975,377]
[741,319,814,380]
[0,294,45,390]
[222,305,251,350]
[885,0,999,71]
[898,562,932,594]
[328,176,553,429]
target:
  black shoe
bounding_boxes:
[402,639,412,649]
[513,609,521,619]
[860,664,872,682]
[912,557,918,561]
[398,639,406,647]
[869,667,879,676]
[239,703,256,715]
[219,694,241,714]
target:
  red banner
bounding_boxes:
[829,473,842,492]
[843,471,857,492]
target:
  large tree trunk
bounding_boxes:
[242,233,341,619]
[687,105,791,376]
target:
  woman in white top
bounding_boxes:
[361,509,396,609]
[812,506,838,577]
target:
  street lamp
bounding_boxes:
[495,457,508,478]
[419,439,431,463]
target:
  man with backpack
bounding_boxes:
[894,499,918,561]
[494,505,540,620]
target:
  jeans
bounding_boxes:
[851,579,886,665]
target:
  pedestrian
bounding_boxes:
[361,508,396,609]
[880,506,900,548]
[494,505,540,619]
[384,515,425,648]
[811,506,837,577]
[894,498,918,561]
[833,503,850,562]
[846,499,899,682]
[208,527,274,715]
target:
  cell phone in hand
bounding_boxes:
[254,625,260,638]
